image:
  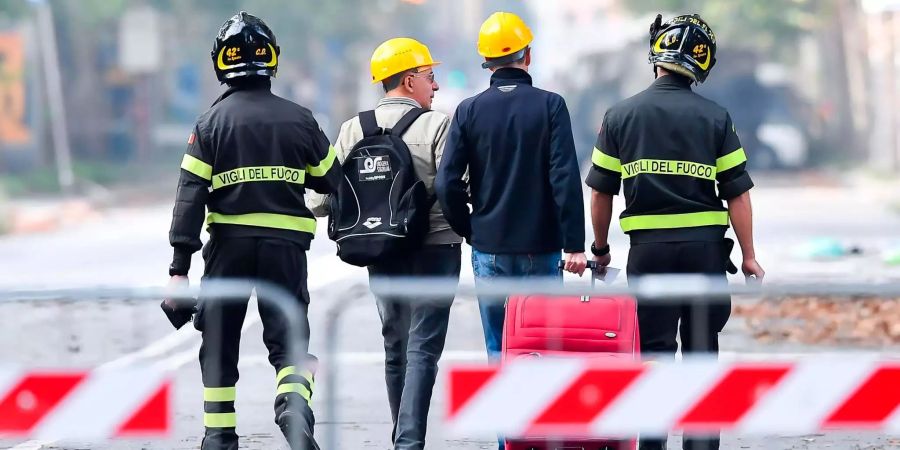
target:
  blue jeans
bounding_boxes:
[472,250,560,449]
[471,250,561,362]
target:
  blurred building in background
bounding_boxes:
[0,0,898,195]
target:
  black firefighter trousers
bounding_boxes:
[627,240,732,450]
[194,237,315,450]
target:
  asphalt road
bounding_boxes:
[1,177,899,449]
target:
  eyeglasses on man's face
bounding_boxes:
[408,70,435,83]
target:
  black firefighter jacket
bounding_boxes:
[168,78,340,275]
[585,74,754,244]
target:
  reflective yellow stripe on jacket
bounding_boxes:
[212,166,306,190]
[181,154,212,180]
[593,147,748,180]
[716,148,747,172]
[306,146,337,177]
[620,211,729,232]
[592,147,621,173]
[621,159,716,181]
[207,213,317,234]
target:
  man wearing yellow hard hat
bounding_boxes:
[435,7,587,387]
[307,37,461,450]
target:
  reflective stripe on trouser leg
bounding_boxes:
[276,365,314,405]
[274,364,318,448]
[274,364,316,439]
[204,386,237,428]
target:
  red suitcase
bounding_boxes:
[502,261,639,450]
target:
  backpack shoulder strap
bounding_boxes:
[390,108,430,138]
[359,110,381,137]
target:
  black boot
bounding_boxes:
[277,409,320,450]
[200,429,239,450]
[274,358,320,450]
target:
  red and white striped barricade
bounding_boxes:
[0,366,171,440]
[446,358,900,438]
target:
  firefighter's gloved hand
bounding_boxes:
[160,297,196,329]
[161,275,197,329]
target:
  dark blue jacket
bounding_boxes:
[435,68,585,254]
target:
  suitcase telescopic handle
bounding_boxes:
[557,260,602,286]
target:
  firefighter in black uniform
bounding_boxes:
[166,12,339,450]
[586,14,765,450]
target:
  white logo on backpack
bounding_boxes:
[358,155,393,181]
[363,217,383,229]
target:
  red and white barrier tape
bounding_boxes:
[0,367,170,440]
[446,358,900,437]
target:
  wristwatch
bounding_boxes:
[590,242,610,257]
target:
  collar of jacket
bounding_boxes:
[490,67,533,86]
[652,73,693,91]
[218,77,272,102]
[377,96,421,109]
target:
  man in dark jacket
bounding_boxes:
[435,11,587,371]
[167,12,339,450]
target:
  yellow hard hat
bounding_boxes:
[370,37,439,84]
[477,12,533,62]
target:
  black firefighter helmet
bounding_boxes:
[648,14,717,84]
[211,11,280,83]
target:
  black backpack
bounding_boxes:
[327,108,432,267]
